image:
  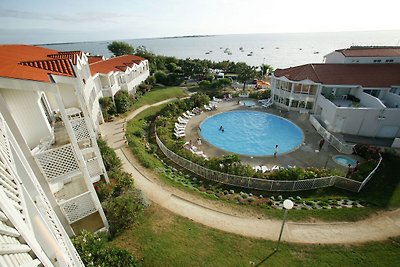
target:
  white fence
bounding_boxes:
[59,192,97,224]
[156,132,381,192]
[34,144,80,182]
[309,115,354,154]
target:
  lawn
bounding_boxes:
[113,204,400,267]
[132,86,188,109]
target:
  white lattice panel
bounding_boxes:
[35,144,80,182]
[70,118,90,141]
[86,158,102,178]
[59,192,97,223]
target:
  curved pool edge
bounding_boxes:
[198,110,305,157]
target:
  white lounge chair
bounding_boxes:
[178,117,189,124]
[186,110,196,117]
[258,98,271,103]
[262,100,273,108]
[261,166,270,173]
[175,122,186,128]
[213,96,223,102]
[182,113,192,120]
[175,127,186,133]
[253,166,262,173]
[204,104,212,111]
[174,132,185,138]
[174,128,185,134]
[271,165,280,171]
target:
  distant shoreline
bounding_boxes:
[160,35,215,39]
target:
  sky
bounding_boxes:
[1,0,400,44]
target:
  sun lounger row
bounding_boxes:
[253,165,285,173]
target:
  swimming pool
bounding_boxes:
[333,155,356,167]
[199,111,304,156]
[239,99,257,107]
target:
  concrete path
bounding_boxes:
[100,99,400,244]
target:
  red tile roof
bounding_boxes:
[0,44,80,83]
[89,54,146,75]
[336,46,400,57]
[87,56,104,64]
[274,64,400,88]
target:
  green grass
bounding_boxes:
[132,87,187,109]
[125,105,168,169]
[113,205,400,267]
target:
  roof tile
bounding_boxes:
[274,64,400,87]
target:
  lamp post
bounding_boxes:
[275,199,293,251]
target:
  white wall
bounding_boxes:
[324,51,345,63]
[384,92,400,108]
[316,95,337,129]
[0,89,52,149]
[344,56,400,64]
[355,90,386,108]
[58,84,79,109]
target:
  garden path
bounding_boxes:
[100,99,400,244]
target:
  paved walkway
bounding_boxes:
[100,99,400,244]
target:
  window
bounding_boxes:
[40,94,53,125]
[291,100,299,108]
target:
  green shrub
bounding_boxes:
[72,230,138,267]
[99,97,116,121]
[114,90,134,113]
[97,139,122,172]
[103,189,145,237]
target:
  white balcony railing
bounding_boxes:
[59,192,97,224]
[34,144,80,182]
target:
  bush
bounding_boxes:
[72,230,138,267]
[114,90,134,113]
[99,97,116,121]
[97,139,122,172]
[103,189,145,237]
[154,70,168,85]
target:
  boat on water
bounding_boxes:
[261,47,264,49]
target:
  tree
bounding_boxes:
[99,97,116,121]
[236,62,257,90]
[107,41,134,56]
[260,64,274,78]
[114,90,134,113]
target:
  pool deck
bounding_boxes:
[184,99,362,173]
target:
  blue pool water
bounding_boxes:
[334,155,356,167]
[239,99,257,107]
[199,111,304,156]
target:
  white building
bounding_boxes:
[324,46,400,64]
[271,63,400,138]
[0,44,109,241]
[90,55,150,100]
[0,112,84,266]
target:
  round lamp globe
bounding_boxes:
[283,199,294,210]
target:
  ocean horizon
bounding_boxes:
[42,30,400,69]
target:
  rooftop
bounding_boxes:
[89,54,146,75]
[0,45,81,82]
[336,46,400,57]
[274,63,400,88]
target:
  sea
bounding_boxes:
[42,30,400,69]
